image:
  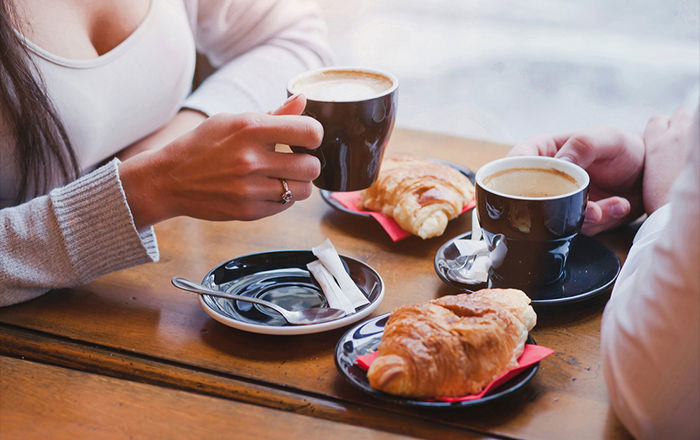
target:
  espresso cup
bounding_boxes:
[287,66,398,191]
[475,156,590,291]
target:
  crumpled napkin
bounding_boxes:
[441,210,495,284]
[356,344,554,402]
[329,191,476,242]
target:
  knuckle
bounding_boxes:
[568,134,595,154]
[232,149,262,175]
[231,180,253,199]
[605,129,628,148]
[234,113,265,134]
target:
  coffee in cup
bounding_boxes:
[287,67,398,192]
[475,156,589,291]
[482,168,580,197]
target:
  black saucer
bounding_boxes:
[434,233,621,305]
[198,250,384,335]
[334,313,539,408]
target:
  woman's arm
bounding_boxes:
[0,160,159,306]
[1,94,321,306]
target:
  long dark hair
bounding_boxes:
[0,0,79,204]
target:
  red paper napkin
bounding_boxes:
[356,344,554,402]
[329,191,476,242]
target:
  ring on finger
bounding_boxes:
[279,179,293,205]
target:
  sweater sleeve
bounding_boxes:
[600,121,700,439]
[0,159,159,307]
[181,0,332,116]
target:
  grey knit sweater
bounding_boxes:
[0,160,159,306]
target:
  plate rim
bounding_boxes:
[198,250,385,335]
[434,232,621,305]
[319,158,476,219]
[334,313,540,408]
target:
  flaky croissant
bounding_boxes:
[359,154,474,239]
[367,289,536,399]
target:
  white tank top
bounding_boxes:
[0,0,196,203]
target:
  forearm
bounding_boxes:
[0,160,159,306]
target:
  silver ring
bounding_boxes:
[279,179,293,205]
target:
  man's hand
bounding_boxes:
[509,126,645,235]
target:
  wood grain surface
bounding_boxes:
[0,128,636,439]
[0,355,453,440]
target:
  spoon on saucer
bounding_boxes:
[171,277,347,325]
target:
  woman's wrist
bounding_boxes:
[119,150,175,231]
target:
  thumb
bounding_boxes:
[554,134,598,169]
[270,93,306,116]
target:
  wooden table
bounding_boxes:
[0,128,636,439]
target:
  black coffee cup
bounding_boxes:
[287,67,398,192]
[475,156,590,290]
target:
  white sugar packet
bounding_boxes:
[307,260,355,314]
[471,209,482,242]
[312,239,370,310]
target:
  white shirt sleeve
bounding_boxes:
[600,118,700,439]
[181,0,333,116]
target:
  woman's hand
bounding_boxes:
[119,95,323,230]
[642,107,695,214]
[509,127,645,235]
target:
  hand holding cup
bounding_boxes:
[508,127,644,235]
[287,67,398,192]
[119,96,323,230]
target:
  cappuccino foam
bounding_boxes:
[291,70,393,101]
[483,168,580,198]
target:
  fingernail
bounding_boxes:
[611,203,628,218]
[285,93,301,104]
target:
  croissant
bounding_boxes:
[359,154,474,239]
[367,289,536,399]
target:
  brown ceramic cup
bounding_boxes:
[287,67,398,192]
[475,156,590,291]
